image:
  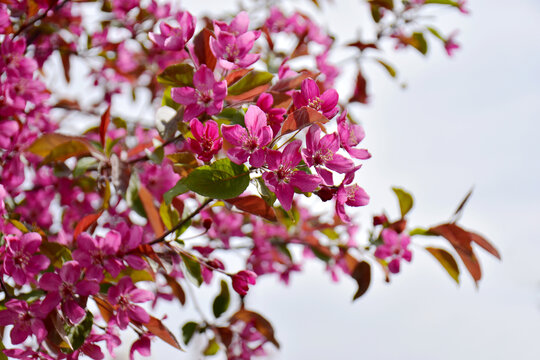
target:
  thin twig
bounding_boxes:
[14,0,71,38]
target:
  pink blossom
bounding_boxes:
[256,93,286,136]
[293,78,339,119]
[171,64,227,120]
[0,184,6,216]
[209,12,261,70]
[335,167,369,223]
[3,232,49,286]
[374,228,413,273]
[39,261,99,324]
[231,270,257,296]
[337,111,371,159]
[108,277,154,329]
[457,0,469,14]
[3,348,55,360]
[187,118,223,162]
[262,140,321,211]
[444,32,460,56]
[316,51,339,87]
[139,161,180,202]
[2,155,25,191]
[0,299,48,344]
[0,4,9,34]
[72,231,124,280]
[130,334,152,360]
[0,120,19,149]
[203,209,244,248]
[222,105,273,167]
[302,125,354,185]
[149,11,195,51]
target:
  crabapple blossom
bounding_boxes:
[374,229,413,273]
[293,78,339,119]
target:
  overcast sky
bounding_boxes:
[103,0,540,359]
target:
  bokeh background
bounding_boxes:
[99,0,540,358]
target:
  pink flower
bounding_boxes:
[337,111,371,160]
[72,231,123,281]
[108,277,154,329]
[256,93,286,136]
[457,0,469,14]
[335,167,369,223]
[39,261,99,324]
[374,229,413,273]
[209,12,261,70]
[130,333,152,360]
[232,270,257,296]
[0,299,48,344]
[222,105,273,167]
[171,65,227,120]
[0,120,19,149]
[302,125,354,185]
[3,232,49,286]
[293,78,339,119]
[187,118,222,162]
[149,11,195,51]
[262,140,321,211]
[444,32,460,56]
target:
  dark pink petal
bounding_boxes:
[315,167,334,186]
[10,325,31,344]
[12,267,27,286]
[116,309,130,330]
[221,124,246,146]
[320,89,339,117]
[28,254,50,273]
[388,259,401,274]
[127,305,150,324]
[249,149,266,168]
[265,149,281,171]
[83,343,105,360]
[346,185,369,207]
[301,78,320,101]
[257,93,273,110]
[0,310,16,326]
[64,299,86,324]
[41,292,61,315]
[326,154,354,173]
[59,261,81,284]
[258,126,273,147]
[347,147,371,160]
[77,233,98,252]
[103,230,121,254]
[204,120,220,139]
[244,105,266,136]
[125,255,147,270]
[130,335,152,360]
[129,289,154,303]
[227,147,250,165]
[170,87,196,105]
[76,280,100,296]
[290,171,321,193]
[281,140,302,168]
[21,232,42,253]
[184,103,205,120]
[276,183,294,211]
[189,118,204,141]
[39,273,62,291]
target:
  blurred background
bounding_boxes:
[103,0,540,358]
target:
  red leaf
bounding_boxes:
[226,195,277,222]
[99,106,111,147]
[347,40,378,51]
[232,310,280,348]
[468,231,501,260]
[94,297,113,323]
[281,106,328,134]
[73,210,103,240]
[225,84,271,102]
[138,185,165,236]
[267,91,292,109]
[430,223,482,284]
[351,261,371,300]
[270,71,315,93]
[193,28,216,71]
[145,316,183,350]
[164,274,186,305]
[349,69,369,104]
[225,68,251,86]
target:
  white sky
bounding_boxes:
[99,0,540,359]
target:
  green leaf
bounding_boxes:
[0,339,7,360]
[204,339,220,356]
[162,87,181,111]
[65,311,94,351]
[212,280,230,319]
[424,0,459,6]
[256,177,276,207]
[392,187,414,218]
[164,179,189,205]
[126,173,146,217]
[375,59,397,78]
[425,247,460,284]
[411,32,428,55]
[180,253,203,287]
[409,227,437,236]
[148,146,164,165]
[182,321,198,345]
[227,71,274,96]
[426,26,445,41]
[157,64,194,87]
[216,108,245,126]
[73,157,97,177]
[183,159,250,199]
[159,201,179,230]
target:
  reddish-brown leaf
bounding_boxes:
[226,195,277,222]
[94,297,113,323]
[349,69,369,104]
[270,71,316,93]
[60,50,71,83]
[193,28,216,71]
[138,185,165,236]
[73,210,103,240]
[164,274,186,305]
[267,91,292,109]
[468,231,501,260]
[347,40,378,51]
[232,310,280,348]
[425,247,460,284]
[281,106,328,134]
[28,133,103,162]
[171,197,185,217]
[145,316,183,350]
[225,68,251,86]
[214,327,233,347]
[351,261,371,300]
[99,106,111,147]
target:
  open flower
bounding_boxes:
[337,111,371,160]
[39,261,99,324]
[256,93,286,136]
[293,78,339,119]
[171,65,227,120]
[108,277,154,329]
[222,105,273,167]
[0,299,48,344]
[374,229,413,273]
[149,11,195,51]
[335,167,369,223]
[188,118,223,162]
[302,125,354,185]
[262,140,321,211]
[3,232,49,286]
[72,231,123,281]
